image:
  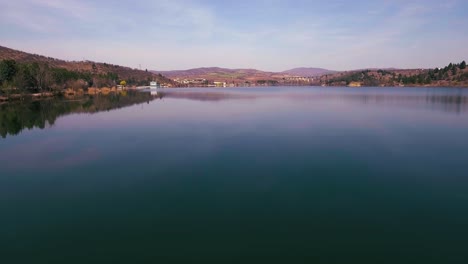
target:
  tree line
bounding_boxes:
[326,70,382,86]
[324,61,467,86]
[400,61,467,85]
[0,59,155,96]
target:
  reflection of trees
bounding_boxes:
[310,93,468,114]
[347,93,468,114]
[0,91,163,138]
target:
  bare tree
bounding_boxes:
[31,62,52,92]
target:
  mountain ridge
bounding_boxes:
[154,67,273,78]
[281,67,337,77]
[152,66,336,85]
[154,66,336,78]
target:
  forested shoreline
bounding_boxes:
[321,61,468,87]
[0,59,163,98]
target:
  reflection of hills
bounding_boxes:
[0,91,163,138]
[159,89,468,114]
[3,89,467,139]
[160,90,256,101]
[338,93,468,114]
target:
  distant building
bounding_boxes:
[214,81,227,87]
[175,78,207,86]
[348,81,362,87]
[285,76,311,82]
[150,81,160,88]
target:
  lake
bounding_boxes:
[1,87,468,263]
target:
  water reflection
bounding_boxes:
[157,89,256,101]
[158,87,468,113]
[0,91,163,138]
[1,87,468,263]
[1,87,468,139]
[335,91,468,114]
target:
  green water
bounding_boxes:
[1,87,468,263]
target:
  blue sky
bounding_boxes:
[1,0,467,71]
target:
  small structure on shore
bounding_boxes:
[214,81,227,88]
[348,82,362,87]
[150,81,161,89]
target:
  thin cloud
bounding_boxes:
[1,0,467,71]
[29,0,92,19]
[0,0,93,33]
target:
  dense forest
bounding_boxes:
[321,61,468,87]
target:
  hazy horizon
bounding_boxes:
[1,0,467,72]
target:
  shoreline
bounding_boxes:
[1,85,468,102]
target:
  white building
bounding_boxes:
[214,81,227,87]
[150,81,160,88]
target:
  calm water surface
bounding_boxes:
[1,87,468,263]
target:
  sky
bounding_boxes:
[1,0,467,71]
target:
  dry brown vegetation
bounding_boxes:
[0,45,177,88]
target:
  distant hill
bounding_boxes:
[158,63,467,87]
[153,67,292,85]
[0,45,175,86]
[152,67,334,85]
[4,45,465,88]
[155,67,274,79]
[281,67,336,77]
